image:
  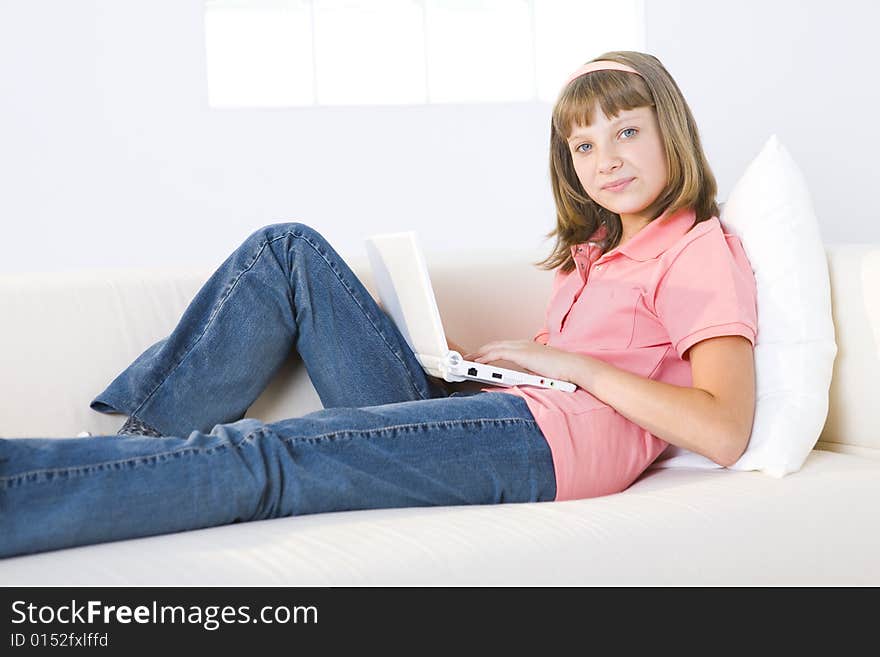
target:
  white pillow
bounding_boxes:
[649,134,837,476]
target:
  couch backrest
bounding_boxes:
[818,245,880,458]
[1,245,878,456]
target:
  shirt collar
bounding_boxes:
[570,206,698,263]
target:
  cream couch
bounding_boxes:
[1,244,878,585]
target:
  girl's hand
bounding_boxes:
[462,340,577,382]
[446,338,468,355]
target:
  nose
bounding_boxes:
[598,151,623,176]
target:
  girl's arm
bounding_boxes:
[566,335,755,467]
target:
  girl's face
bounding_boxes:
[566,104,668,229]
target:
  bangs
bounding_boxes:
[552,70,654,140]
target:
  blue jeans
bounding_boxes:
[0,222,556,559]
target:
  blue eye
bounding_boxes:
[574,127,638,154]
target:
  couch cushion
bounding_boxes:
[0,448,876,585]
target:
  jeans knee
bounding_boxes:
[238,222,333,275]
[262,221,325,244]
[243,222,328,256]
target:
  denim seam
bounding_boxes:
[1,437,250,488]
[274,417,540,446]
[1,417,540,488]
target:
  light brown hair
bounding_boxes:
[535,50,719,274]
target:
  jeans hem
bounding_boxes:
[89,394,130,417]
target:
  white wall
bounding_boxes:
[1,0,876,274]
[645,0,880,245]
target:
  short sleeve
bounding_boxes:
[532,266,568,344]
[532,328,551,345]
[655,230,758,360]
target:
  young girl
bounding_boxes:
[0,51,757,559]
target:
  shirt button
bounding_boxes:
[595,265,603,270]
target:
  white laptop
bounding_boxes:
[364,231,577,393]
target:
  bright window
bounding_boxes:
[204,0,645,107]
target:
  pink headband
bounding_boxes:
[562,60,644,88]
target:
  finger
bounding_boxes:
[467,344,497,361]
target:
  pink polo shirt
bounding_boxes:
[481,206,758,501]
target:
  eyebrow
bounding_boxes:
[567,114,641,143]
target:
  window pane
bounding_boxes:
[426,0,534,103]
[314,0,425,105]
[205,0,314,107]
[203,0,646,107]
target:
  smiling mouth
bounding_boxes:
[603,177,634,192]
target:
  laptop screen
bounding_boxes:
[364,231,451,360]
